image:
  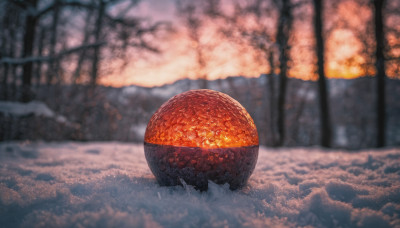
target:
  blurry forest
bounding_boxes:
[1,0,400,149]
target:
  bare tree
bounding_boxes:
[0,0,170,99]
[85,0,169,86]
[385,0,400,78]
[34,27,46,86]
[177,1,208,89]
[267,50,277,145]
[90,0,106,87]
[275,0,294,146]
[73,8,95,84]
[203,0,289,146]
[46,0,61,85]
[373,0,386,147]
[313,0,331,147]
[0,2,14,100]
[21,0,39,102]
[326,0,375,76]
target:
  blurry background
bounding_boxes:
[0,0,399,149]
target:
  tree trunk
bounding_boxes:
[1,15,9,100]
[313,0,331,147]
[91,1,105,87]
[276,0,293,146]
[21,0,38,102]
[1,64,9,101]
[73,9,94,84]
[10,21,18,101]
[374,0,386,148]
[46,0,60,85]
[196,39,207,89]
[35,28,45,87]
[268,50,276,146]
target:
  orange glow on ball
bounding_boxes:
[144,89,259,148]
[144,89,259,190]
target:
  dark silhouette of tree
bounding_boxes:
[203,0,296,146]
[90,0,105,87]
[35,28,46,87]
[0,2,20,100]
[21,0,39,102]
[73,8,95,84]
[276,0,293,146]
[325,0,375,77]
[0,0,169,102]
[177,1,208,89]
[385,0,400,79]
[268,50,277,145]
[80,0,168,86]
[46,0,60,85]
[373,0,386,147]
[313,0,331,147]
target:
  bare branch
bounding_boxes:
[386,56,400,61]
[0,42,105,65]
[291,0,310,8]
[105,14,141,27]
[6,0,29,10]
[36,0,95,18]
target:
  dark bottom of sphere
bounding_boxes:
[144,142,259,190]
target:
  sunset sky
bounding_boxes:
[98,0,377,87]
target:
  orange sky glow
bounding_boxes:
[97,0,393,88]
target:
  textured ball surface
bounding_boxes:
[144,89,259,190]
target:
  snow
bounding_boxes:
[0,142,399,227]
[0,101,68,124]
[335,125,349,147]
[121,85,139,96]
[151,86,181,99]
[129,123,147,138]
[297,86,316,101]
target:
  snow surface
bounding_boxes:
[0,142,399,228]
[0,101,68,124]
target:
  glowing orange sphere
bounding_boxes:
[144,89,259,190]
[145,89,258,148]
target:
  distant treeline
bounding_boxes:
[1,0,399,148]
[1,76,399,149]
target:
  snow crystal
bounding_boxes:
[0,142,399,227]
